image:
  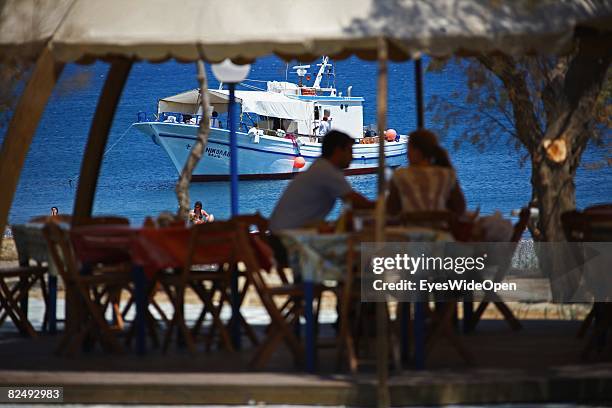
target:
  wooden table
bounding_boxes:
[277,227,453,372]
[71,224,271,354]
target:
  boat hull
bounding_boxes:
[133,122,407,180]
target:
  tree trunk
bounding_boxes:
[530,125,589,300]
[531,150,577,243]
[175,61,211,220]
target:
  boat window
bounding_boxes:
[272,117,282,130]
[284,120,298,133]
[314,106,320,120]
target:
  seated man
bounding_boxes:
[270,130,372,232]
[268,129,372,272]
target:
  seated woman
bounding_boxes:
[189,201,211,224]
[387,129,466,218]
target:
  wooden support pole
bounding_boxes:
[0,47,64,240]
[375,37,390,408]
[377,39,388,196]
[415,59,425,129]
[72,59,133,226]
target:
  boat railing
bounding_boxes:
[158,112,202,124]
[137,111,204,125]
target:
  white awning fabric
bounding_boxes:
[158,89,313,122]
[158,89,233,114]
[211,90,312,122]
[1,0,610,63]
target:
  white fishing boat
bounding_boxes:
[133,58,407,181]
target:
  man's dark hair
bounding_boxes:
[321,130,354,158]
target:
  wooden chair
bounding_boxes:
[192,214,269,350]
[0,265,47,337]
[561,208,612,359]
[157,221,240,354]
[1,224,51,336]
[195,213,271,348]
[71,216,133,330]
[338,228,404,372]
[466,207,530,332]
[43,222,131,355]
[244,224,328,369]
[395,210,475,364]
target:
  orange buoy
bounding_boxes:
[293,156,306,169]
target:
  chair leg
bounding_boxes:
[581,303,612,360]
[0,278,37,337]
[146,310,160,348]
[38,275,49,332]
[250,303,303,369]
[55,284,81,355]
[577,305,596,339]
[467,301,489,332]
[239,311,259,346]
[238,276,259,346]
[80,285,124,354]
[494,302,522,331]
[191,281,233,352]
[176,285,197,354]
[191,300,210,339]
[160,283,177,353]
[0,279,25,325]
[426,303,474,364]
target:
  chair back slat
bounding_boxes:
[585,204,612,214]
[562,209,612,242]
[184,221,240,278]
[29,214,72,224]
[74,216,130,226]
[42,222,80,284]
[399,210,453,230]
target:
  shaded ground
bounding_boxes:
[0,251,609,405]
[1,296,611,405]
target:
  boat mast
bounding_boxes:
[312,56,329,89]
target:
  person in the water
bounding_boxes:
[189,201,211,224]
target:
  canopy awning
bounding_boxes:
[158,89,313,122]
[157,89,233,114]
[212,90,312,122]
[1,0,611,63]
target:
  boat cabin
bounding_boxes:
[156,87,364,140]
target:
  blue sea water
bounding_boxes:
[3,56,610,226]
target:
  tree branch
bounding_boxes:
[477,54,542,150]
[444,97,518,140]
[175,60,211,220]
